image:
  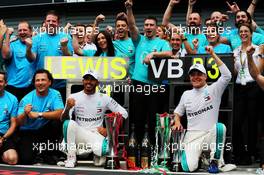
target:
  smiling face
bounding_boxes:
[210,11,222,23]
[206,26,219,44]
[239,25,252,43]
[115,20,128,40]
[235,11,250,26]
[144,19,157,39]
[34,73,51,96]
[82,75,98,95]
[156,26,165,38]
[18,22,32,42]
[188,13,201,27]
[189,71,207,88]
[96,33,108,51]
[170,33,182,51]
[45,14,59,35]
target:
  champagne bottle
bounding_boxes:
[127,123,138,168]
[140,124,151,169]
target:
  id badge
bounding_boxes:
[239,68,247,86]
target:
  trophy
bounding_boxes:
[104,112,123,169]
[171,129,184,172]
[156,113,172,168]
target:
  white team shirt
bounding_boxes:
[233,44,261,84]
[174,64,232,131]
[67,91,128,130]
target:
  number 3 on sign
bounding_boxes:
[207,57,219,79]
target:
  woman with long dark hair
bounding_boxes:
[73,30,116,56]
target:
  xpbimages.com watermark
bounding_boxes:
[31,24,232,37]
[32,25,100,36]
[97,82,166,95]
[32,140,100,154]
[32,140,232,154]
[163,25,232,36]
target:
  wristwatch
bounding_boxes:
[38,112,43,118]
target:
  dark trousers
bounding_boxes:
[6,85,34,102]
[130,80,166,144]
[233,82,261,159]
[16,120,63,165]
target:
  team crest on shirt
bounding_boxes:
[203,90,211,102]
[3,104,8,115]
[97,108,102,113]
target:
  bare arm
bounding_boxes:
[247,0,258,17]
[125,0,139,41]
[61,98,75,121]
[0,21,7,50]
[186,0,197,25]
[162,0,180,28]
[247,0,259,31]
[144,51,172,64]
[172,113,183,131]
[206,46,224,66]
[247,45,264,89]
[2,118,17,140]
[72,34,84,56]
[60,38,72,56]
[1,28,12,59]
[91,14,105,41]
[17,103,63,126]
[25,38,37,62]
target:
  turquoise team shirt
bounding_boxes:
[113,38,135,77]
[225,28,264,50]
[32,32,73,88]
[6,40,36,88]
[132,35,171,84]
[255,26,264,35]
[184,33,208,50]
[197,43,232,54]
[0,91,18,134]
[18,88,64,130]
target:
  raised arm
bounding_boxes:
[1,27,12,59]
[25,38,36,62]
[125,0,139,41]
[247,0,258,17]
[60,37,72,56]
[186,0,197,25]
[206,45,232,82]
[246,45,264,90]
[72,34,84,56]
[162,0,180,28]
[0,21,7,50]
[247,0,259,31]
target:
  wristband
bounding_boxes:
[38,112,43,118]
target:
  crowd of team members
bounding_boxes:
[0,0,263,173]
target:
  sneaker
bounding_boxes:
[65,154,77,168]
[208,160,219,173]
[94,155,106,166]
[219,164,237,172]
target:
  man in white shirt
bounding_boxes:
[61,70,128,168]
[173,46,235,173]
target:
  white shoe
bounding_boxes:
[219,164,237,172]
[94,155,106,166]
[65,154,77,168]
